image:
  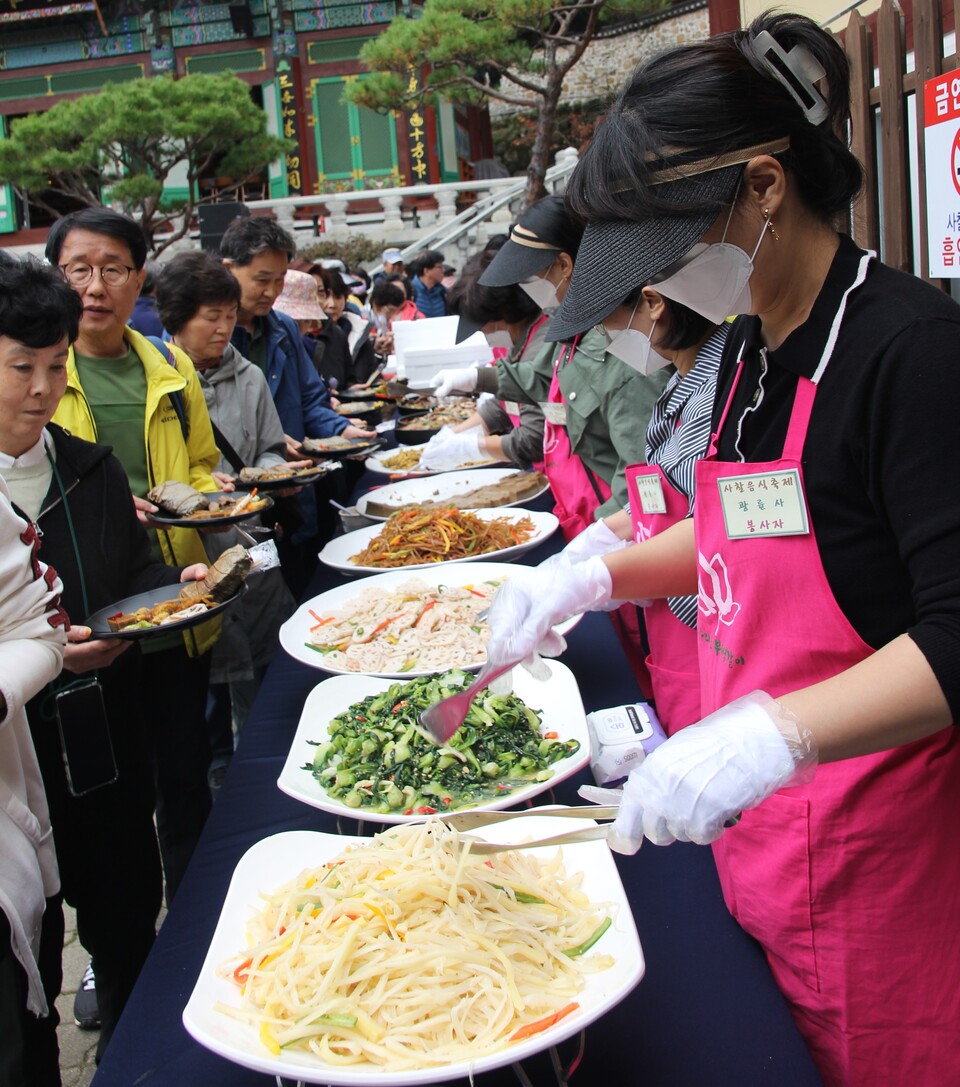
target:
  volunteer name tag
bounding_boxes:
[502,400,520,416]
[717,469,809,538]
[541,401,567,426]
[634,473,667,515]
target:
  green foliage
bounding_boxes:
[0,73,291,253]
[345,0,661,203]
[300,236,390,267]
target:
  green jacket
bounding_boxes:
[477,327,669,518]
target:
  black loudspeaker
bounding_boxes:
[228,3,255,37]
[198,202,250,254]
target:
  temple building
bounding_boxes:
[0,1,494,237]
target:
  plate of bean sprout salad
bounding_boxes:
[182,820,643,1084]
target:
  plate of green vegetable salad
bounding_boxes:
[277,662,589,822]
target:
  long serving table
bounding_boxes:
[92,477,823,1087]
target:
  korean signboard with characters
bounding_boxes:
[404,70,428,184]
[923,67,960,277]
[277,62,304,196]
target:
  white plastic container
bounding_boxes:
[586,702,667,788]
[393,316,493,388]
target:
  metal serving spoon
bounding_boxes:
[418,659,516,744]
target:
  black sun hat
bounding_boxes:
[479,196,584,288]
[547,164,743,341]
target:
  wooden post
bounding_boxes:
[913,0,947,285]
[877,0,911,271]
[845,11,880,251]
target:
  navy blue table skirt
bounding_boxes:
[92,486,822,1087]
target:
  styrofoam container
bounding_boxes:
[393,317,493,388]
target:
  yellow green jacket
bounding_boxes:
[53,327,222,654]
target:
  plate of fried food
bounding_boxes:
[365,443,503,478]
[356,469,550,521]
[83,545,252,640]
[145,481,274,527]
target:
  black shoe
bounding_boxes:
[208,759,230,797]
[74,960,100,1030]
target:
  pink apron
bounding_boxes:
[694,253,960,1086]
[625,463,701,734]
[542,340,612,541]
[501,315,548,474]
[543,340,652,698]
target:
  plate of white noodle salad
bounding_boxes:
[182,818,644,1084]
[279,562,580,678]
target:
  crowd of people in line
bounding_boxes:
[0,213,465,1084]
[3,12,960,1087]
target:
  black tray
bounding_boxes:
[233,465,335,491]
[300,437,381,461]
[84,583,244,641]
[145,491,274,528]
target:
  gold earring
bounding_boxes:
[763,208,781,242]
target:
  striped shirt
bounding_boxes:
[644,324,728,627]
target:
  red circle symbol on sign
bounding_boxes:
[952,127,960,198]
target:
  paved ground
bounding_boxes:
[58,903,167,1085]
[58,904,98,1087]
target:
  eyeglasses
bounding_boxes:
[60,262,136,288]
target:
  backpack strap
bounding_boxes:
[146,335,189,442]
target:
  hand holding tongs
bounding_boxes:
[440,805,621,854]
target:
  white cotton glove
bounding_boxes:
[564,519,630,563]
[563,522,652,610]
[607,691,819,853]
[485,553,613,672]
[418,426,484,471]
[432,366,479,397]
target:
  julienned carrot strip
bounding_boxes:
[510,1002,579,1041]
[232,957,253,984]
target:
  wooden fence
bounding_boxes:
[842,0,958,287]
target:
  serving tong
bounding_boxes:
[439,805,620,854]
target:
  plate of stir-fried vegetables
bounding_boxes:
[277,663,589,822]
[318,507,559,575]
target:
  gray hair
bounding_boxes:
[219,216,296,266]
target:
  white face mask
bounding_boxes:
[605,316,673,375]
[484,329,514,350]
[519,267,567,311]
[652,206,767,324]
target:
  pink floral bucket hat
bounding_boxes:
[273,269,327,320]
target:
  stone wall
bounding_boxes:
[488,3,710,118]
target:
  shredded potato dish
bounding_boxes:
[304,576,500,673]
[216,820,614,1070]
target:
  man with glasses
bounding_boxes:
[44,208,220,1022]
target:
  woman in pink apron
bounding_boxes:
[430,197,662,528]
[437,198,666,693]
[419,245,549,473]
[562,284,726,732]
[485,13,960,1084]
